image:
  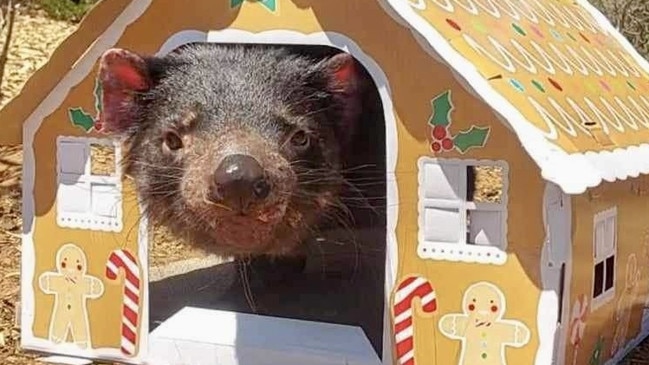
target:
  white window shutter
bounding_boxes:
[469,210,502,246]
[421,163,465,200]
[58,180,91,213]
[594,220,606,260]
[91,183,122,218]
[604,216,616,255]
[423,207,463,243]
[58,141,87,175]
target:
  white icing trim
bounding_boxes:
[20,1,153,363]
[416,157,509,265]
[380,0,649,194]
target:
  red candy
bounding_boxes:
[431,141,442,152]
[442,138,454,150]
[432,125,447,140]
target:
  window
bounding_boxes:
[56,136,123,232]
[591,206,617,311]
[416,157,509,265]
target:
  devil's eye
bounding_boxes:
[290,130,310,149]
[163,131,183,151]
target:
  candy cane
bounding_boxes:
[569,294,589,346]
[393,275,437,365]
[105,248,141,356]
[569,294,589,365]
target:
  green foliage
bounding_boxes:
[38,0,98,23]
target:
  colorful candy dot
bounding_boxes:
[482,353,488,359]
[532,80,545,93]
[472,19,486,34]
[446,18,462,31]
[550,29,563,41]
[567,32,577,42]
[627,81,636,91]
[512,23,526,36]
[548,77,563,91]
[599,80,611,92]
[530,25,544,38]
[579,32,590,43]
[509,78,525,92]
[585,80,598,94]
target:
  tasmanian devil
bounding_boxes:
[97,43,372,263]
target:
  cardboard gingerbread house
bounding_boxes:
[4,0,649,364]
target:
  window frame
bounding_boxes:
[55,135,123,232]
[591,206,617,312]
[416,157,509,265]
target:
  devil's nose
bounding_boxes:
[211,154,271,210]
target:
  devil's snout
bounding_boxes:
[209,154,271,212]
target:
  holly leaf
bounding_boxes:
[69,108,96,132]
[230,0,276,11]
[428,90,454,127]
[93,78,103,114]
[260,0,276,11]
[452,126,490,153]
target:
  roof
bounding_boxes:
[4,0,649,194]
[0,0,132,146]
[385,0,649,194]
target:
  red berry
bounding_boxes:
[94,122,103,131]
[432,125,447,140]
[441,138,454,150]
[431,141,441,152]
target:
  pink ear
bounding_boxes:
[322,53,359,94]
[321,53,364,147]
[98,48,151,134]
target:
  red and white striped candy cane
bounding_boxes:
[105,248,141,356]
[569,294,589,365]
[393,275,437,365]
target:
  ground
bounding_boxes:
[0,2,648,365]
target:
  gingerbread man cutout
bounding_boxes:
[439,281,531,365]
[38,243,104,348]
[610,254,640,356]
